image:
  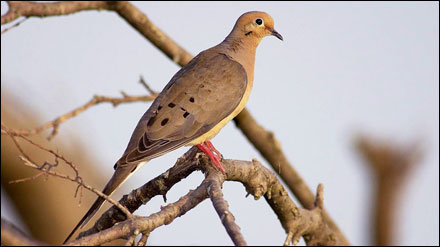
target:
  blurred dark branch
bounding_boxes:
[1,218,45,246]
[355,135,423,246]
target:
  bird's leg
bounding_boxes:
[205,140,224,160]
[196,142,225,175]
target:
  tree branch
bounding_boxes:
[3,126,344,246]
[76,146,202,239]
[2,1,193,66]
[206,164,247,246]
[233,109,349,245]
[68,160,220,245]
[73,148,343,245]
[2,1,110,25]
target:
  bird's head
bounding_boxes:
[232,11,283,42]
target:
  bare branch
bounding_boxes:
[3,127,342,245]
[19,155,132,219]
[284,231,294,246]
[137,231,150,246]
[233,109,349,245]
[205,164,247,246]
[1,125,132,220]
[1,1,193,66]
[2,93,156,140]
[139,76,158,96]
[314,183,324,210]
[67,174,214,245]
[76,147,202,239]
[74,149,343,246]
[1,17,28,34]
[1,1,110,25]
[124,229,139,246]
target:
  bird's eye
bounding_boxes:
[254,18,263,26]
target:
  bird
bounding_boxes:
[64,11,282,243]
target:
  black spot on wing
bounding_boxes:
[161,118,169,126]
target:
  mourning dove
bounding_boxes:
[64,11,282,243]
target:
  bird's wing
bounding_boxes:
[116,51,247,167]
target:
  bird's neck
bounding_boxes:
[216,36,260,83]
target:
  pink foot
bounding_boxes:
[196,142,225,175]
[205,140,223,160]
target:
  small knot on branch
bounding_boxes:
[314,183,324,210]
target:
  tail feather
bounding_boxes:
[63,163,138,244]
[63,196,105,244]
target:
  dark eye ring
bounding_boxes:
[254,18,263,26]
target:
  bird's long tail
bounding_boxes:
[63,163,139,244]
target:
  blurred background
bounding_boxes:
[1,1,438,245]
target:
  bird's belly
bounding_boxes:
[187,81,253,145]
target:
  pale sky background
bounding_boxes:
[1,1,439,245]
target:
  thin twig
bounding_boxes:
[139,76,158,96]
[1,94,156,140]
[284,231,293,246]
[2,122,80,175]
[1,17,27,34]
[137,231,150,246]
[19,155,132,219]
[2,125,132,219]
[124,229,139,246]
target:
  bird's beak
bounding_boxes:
[271,29,283,41]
